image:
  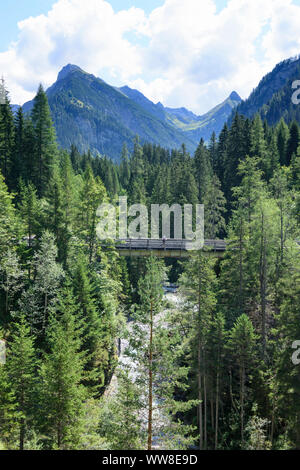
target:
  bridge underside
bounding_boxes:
[117,248,224,258]
[110,239,226,258]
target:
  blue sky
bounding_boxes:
[0,0,229,51]
[0,1,165,51]
[1,0,300,113]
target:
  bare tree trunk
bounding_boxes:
[5,277,9,316]
[241,366,245,444]
[239,219,244,315]
[57,422,62,449]
[197,276,203,450]
[20,418,25,451]
[280,206,284,265]
[147,300,153,451]
[270,402,275,444]
[198,342,203,450]
[210,398,214,432]
[19,382,25,450]
[260,212,267,359]
[204,358,207,449]
[215,371,219,450]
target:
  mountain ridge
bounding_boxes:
[21,64,241,159]
[228,55,300,126]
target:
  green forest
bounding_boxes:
[0,83,299,451]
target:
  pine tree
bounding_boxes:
[0,82,15,184]
[120,143,131,189]
[250,114,272,179]
[216,123,229,186]
[194,139,212,203]
[31,85,57,196]
[276,118,290,167]
[209,131,218,173]
[77,166,107,262]
[0,249,23,325]
[6,315,37,450]
[286,121,300,166]
[207,312,227,449]
[20,231,64,339]
[22,116,37,185]
[0,360,18,449]
[56,151,77,265]
[204,174,226,239]
[219,156,266,325]
[99,368,144,449]
[275,266,300,449]
[223,113,248,209]
[73,254,106,394]
[227,314,257,445]
[179,252,217,449]
[11,107,25,190]
[19,181,43,247]
[0,171,21,254]
[39,284,87,449]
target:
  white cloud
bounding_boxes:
[0,0,146,103]
[1,0,300,112]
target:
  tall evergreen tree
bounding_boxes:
[194,138,212,203]
[227,314,257,445]
[39,284,87,449]
[179,252,217,449]
[31,85,57,196]
[7,315,37,449]
[0,82,14,184]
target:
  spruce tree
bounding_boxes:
[31,85,57,197]
[11,107,25,190]
[73,254,106,394]
[286,121,300,166]
[99,368,144,449]
[39,284,87,449]
[6,315,37,449]
[194,138,212,203]
[20,231,64,339]
[0,82,15,184]
[227,314,257,445]
[77,166,107,262]
[276,118,290,167]
[0,360,18,449]
[0,171,21,254]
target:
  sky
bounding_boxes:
[1,0,300,114]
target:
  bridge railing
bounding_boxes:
[109,238,227,252]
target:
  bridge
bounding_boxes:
[104,239,227,258]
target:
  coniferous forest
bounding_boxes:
[0,80,300,452]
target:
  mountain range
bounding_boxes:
[21,64,241,159]
[20,55,300,160]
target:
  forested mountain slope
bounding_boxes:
[230,56,300,125]
[120,85,242,143]
[22,65,197,159]
[21,64,240,159]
